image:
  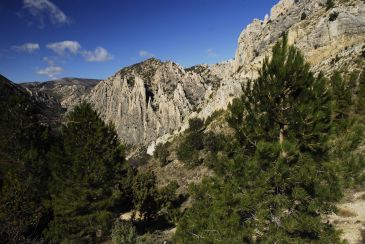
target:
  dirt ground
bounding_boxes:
[328,190,365,244]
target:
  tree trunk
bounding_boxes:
[280,124,287,158]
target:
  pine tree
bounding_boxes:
[330,71,353,131]
[175,35,342,243]
[46,102,126,243]
[234,34,332,157]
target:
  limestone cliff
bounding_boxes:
[234,0,365,79]
[85,58,220,146]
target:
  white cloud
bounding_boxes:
[42,56,56,65]
[83,47,113,62]
[206,48,218,58]
[23,0,69,25]
[46,41,81,55]
[37,56,63,79]
[37,65,63,79]
[139,50,155,58]
[12,43,40,53]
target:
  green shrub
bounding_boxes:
[177,118,205,167]
[111,221,137,244]
[188,117,204,132]
[329,11,339,21]
[132,171,159,220]
[301,12,307,20]
[158,181,181,223]
[205,109,224,126]
[176,141,201,167]
[326,0,334,10]
[203,132,225,153]
[154,142,171,167]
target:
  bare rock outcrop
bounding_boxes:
[234,0,365,79]
[85,58,219,146]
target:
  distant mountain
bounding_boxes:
[0,74,62,123]
[21,78,99,111]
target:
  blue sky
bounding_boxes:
[0,0,278,83]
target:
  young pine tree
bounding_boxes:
[46,102,126,243]
[175,35,342,243]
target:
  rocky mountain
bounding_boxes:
[85,58,223,146]
[22,78,99,111]
[17,0,365,153]
[234,0,365,79]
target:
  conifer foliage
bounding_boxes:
[175,35,342,243]
[46,102,126,243]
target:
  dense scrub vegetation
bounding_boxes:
[0,100,180,243]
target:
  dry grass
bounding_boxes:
[337,208,358,218]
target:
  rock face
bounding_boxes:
[234,0,365,79]
[85,58,222,146]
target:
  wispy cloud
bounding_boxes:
[46,41,81,55]
[37,65,63,79]
[206,48,218,58]
[22,0,69,27]
[139,50,155,58]
[12,43,40,53]
[37,56,63,79]
[82,47,113,62]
